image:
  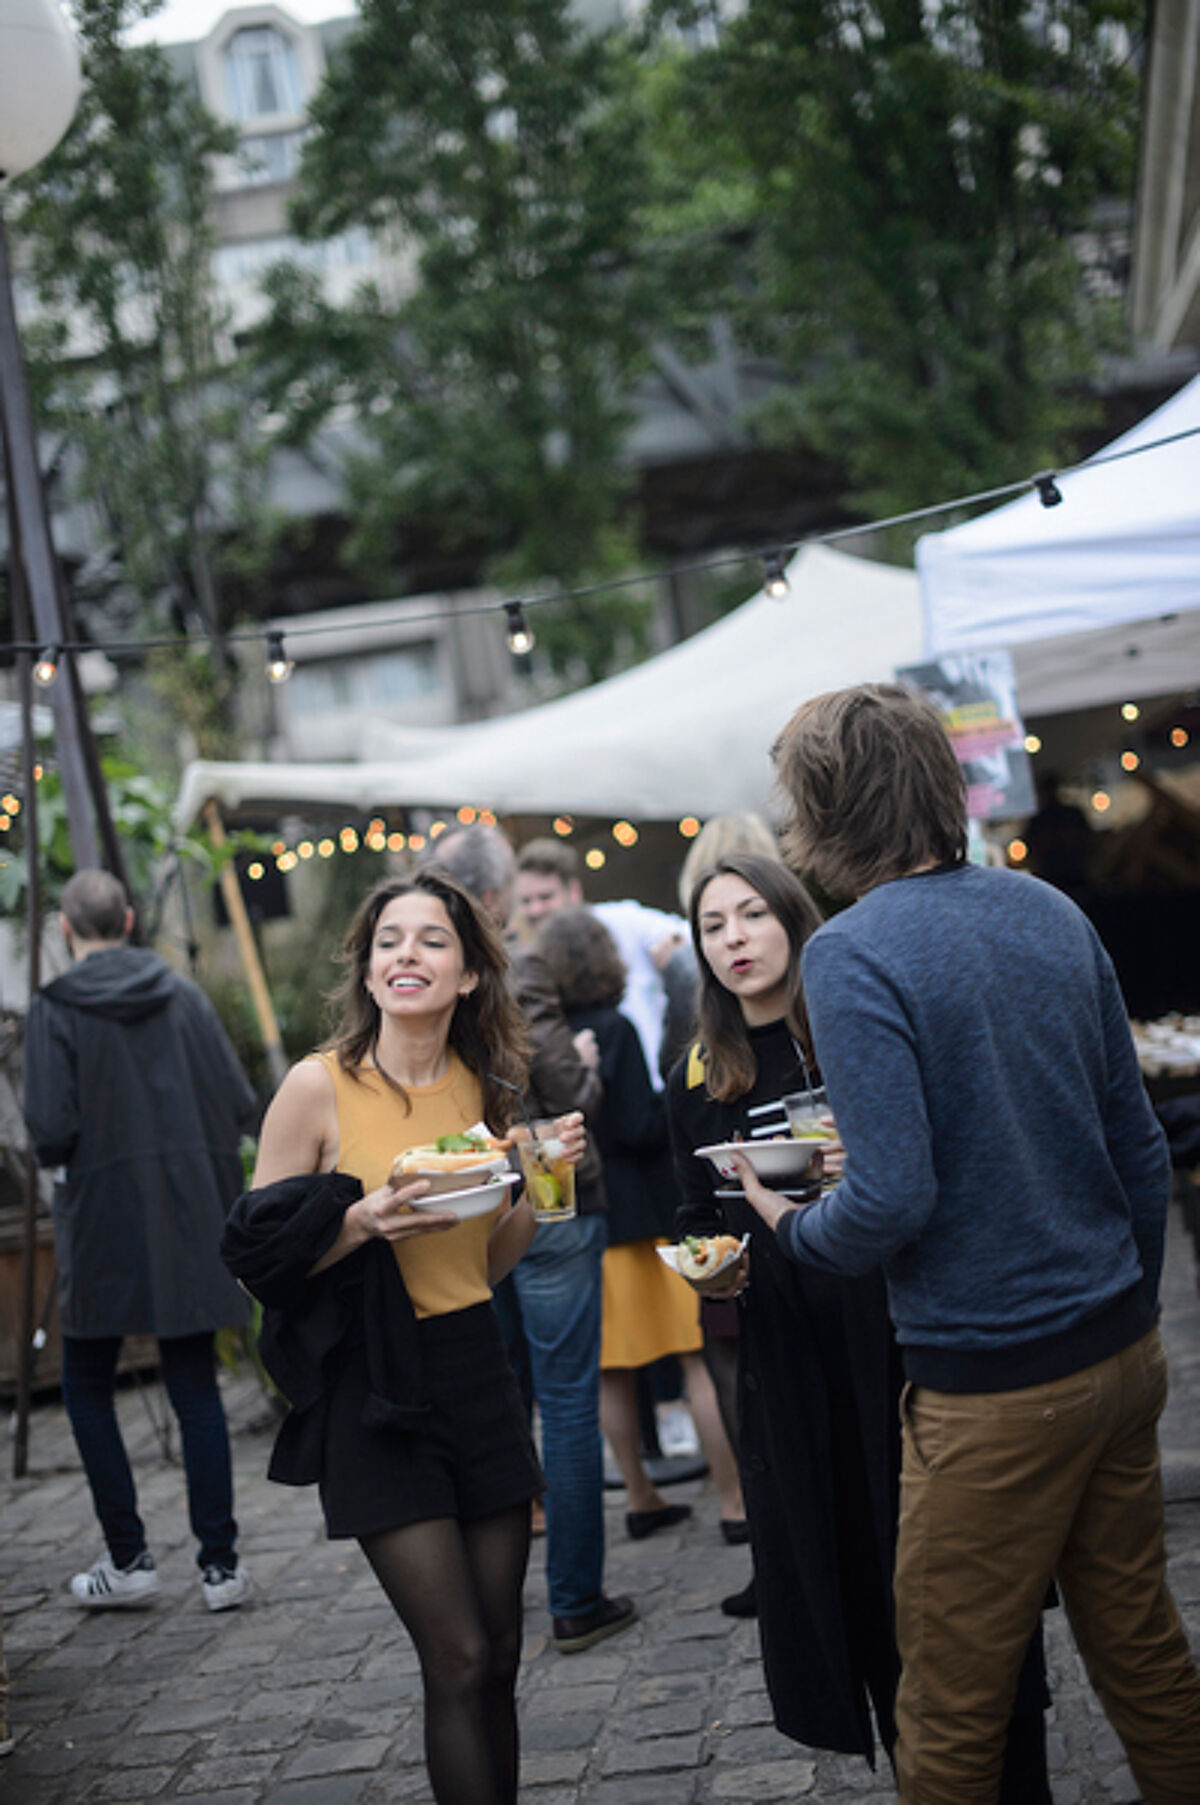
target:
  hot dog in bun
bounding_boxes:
[676,1233,742,1280]
[390,1129,509,1185]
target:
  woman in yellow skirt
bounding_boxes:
[535,906,745,1542]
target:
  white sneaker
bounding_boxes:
[69,1551,160,1609]
[656,1401,700,1457]
[201,1564,252,1612]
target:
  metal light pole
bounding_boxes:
[0,0,98,868]
[1,0,109,1476]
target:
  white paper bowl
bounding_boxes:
[398,1157,511,1196]
[407,1172,519,1219]
[695,1138,822,1182]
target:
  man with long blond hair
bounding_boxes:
[734,683,1200,1805]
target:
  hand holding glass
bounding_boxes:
[517,1122,578,1221]
[783,1087,836,1142]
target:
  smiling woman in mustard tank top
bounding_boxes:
[243,871,584,1805]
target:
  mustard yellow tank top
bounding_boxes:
[313,1050,501,1319]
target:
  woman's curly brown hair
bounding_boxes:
[534,906,627,1012]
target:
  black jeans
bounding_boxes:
[61,1332,238,1571]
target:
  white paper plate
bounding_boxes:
[695,1138,823,1182]
[657,1234,749,1278]
[408,1171,520,1219]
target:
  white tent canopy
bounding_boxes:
[917,376,1200,655]
[176,527,1200,831]
[177,544,924,825]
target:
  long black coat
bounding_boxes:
[666,1020,902,1762]
[23,945,258,1338]
[566,1002,678,1247]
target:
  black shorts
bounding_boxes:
[319,1300,543,1540]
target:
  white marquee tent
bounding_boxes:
[177,515,1200,831]
[917,375,1200,658]
[177,544,924,825]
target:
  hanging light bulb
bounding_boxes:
[266,630,294,683]
[762,552,790,599]
[33,644,60,687]
[1033,472,1063,508]
[505,602,535,655]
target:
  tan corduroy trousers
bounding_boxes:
[894,1327,1200,1805]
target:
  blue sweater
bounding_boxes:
[779,864,1169,1387]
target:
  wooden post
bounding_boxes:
[203,801,288,1090]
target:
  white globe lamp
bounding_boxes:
[0,0,83,180]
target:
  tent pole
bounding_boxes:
[203,801,288,1090]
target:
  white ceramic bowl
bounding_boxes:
[408,1172,520,1219]
[695,1138,822,1182]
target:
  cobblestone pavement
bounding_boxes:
[4,1200,1200,1805]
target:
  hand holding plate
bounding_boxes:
[726,1150,803,1234]
[360,1174,459,1240]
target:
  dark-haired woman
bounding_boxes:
[535,906,745,1541]
[665,854,1051,1792]
[223,872,583,1805]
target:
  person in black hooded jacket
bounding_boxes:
[22,869,259,1613]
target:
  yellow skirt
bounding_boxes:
[601,1239,703,1370]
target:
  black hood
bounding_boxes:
[42,945,177,1023]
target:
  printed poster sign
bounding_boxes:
[896,651,1035,821]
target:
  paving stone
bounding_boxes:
[521,1711,605,1751]
[134,1695,240,1735]
[599,1731,705,1775]
[2,1738,92,1778]
[279,1736,392,1779]
[708,1756,817,1799]
[161,1794,259,1805]
[254,1653,362,1688]
[589,1777,698,1804]
[642,1638,727,1675]
[713,1691,775,1729]
[175,1755,285,1794]
[84,1766,178,1800]
[260,1777,369,1805]
[619,1699,709,1738]
[520,1747,591,1784]
[235,1685,330,1723]
[623,1672,704,1707]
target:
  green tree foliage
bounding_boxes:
[0,753,221,924]
[653,0,1140,517]
[11,0,279,672]
[256,0,659,680]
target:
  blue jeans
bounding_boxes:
[61,1332,238,1572]
[506,1212,606,1618]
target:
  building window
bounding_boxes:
[286,645,442,717]
[212,227,374,286]
[235,128,308,187]
[224,26,304,123]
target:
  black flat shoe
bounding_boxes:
[552,1593,638,1653]
[720,1519,750,1546]
[721,1577,758,1618]
[625,1503,692,1540]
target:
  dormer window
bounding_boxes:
[224,25,303,122]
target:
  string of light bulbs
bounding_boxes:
[14,421,1200,687]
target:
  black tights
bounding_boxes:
[360,1505,531,1805]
